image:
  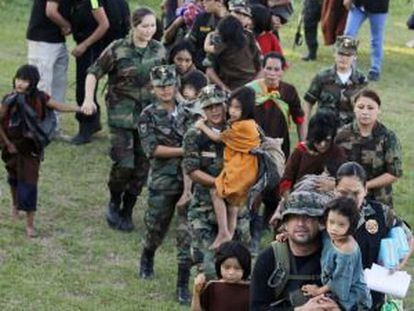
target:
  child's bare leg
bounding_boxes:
[227,205,239,238]
[26,211,37,238]
[10,186,19,221]
[210,189,231,249]
[176,171,193,209]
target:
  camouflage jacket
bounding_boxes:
[183,125,224,205]
[88,34,166,128]
[304,66,368,127]
[138,99,197,194]
[335,121,403,207]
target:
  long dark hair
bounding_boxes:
[251,4,272,35]
[13,64,40,97]
[215,241,251,280]
[229,86,256,120]
[217,15,246,49]
[168,40,195,65]
[324,197,360,235]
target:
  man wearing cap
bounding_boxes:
[137,65,197,305]
[303,36,368,136]
[250,191,340,310]
[182,85,250,278]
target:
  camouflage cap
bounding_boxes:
[150,64,177,86]
[281,191,325,220]
[228,0,252,17]
[335,36,359,56]
[199,85,229,109]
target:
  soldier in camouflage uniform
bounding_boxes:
[137,65,198,305]
[81,7,165,232]
[182,85,251,279]
[303,36,368,135]
[335,89,402,208]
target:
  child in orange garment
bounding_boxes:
[196,86,260,249]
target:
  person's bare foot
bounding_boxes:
[176,192,192,209]
[209,231,232,250]
[26,226,38,238]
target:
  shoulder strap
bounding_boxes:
[268,241,290,299]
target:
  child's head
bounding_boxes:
[168,40,195,76]
[180,70,208,101]
[13,64,40,95]
[228,86,255,122]
[215,241,251,282]
[324,197,360,240]
[306,111,338,154]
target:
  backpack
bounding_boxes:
[247,127,285,210]
[268,241,320,305]
[5,93,57,151]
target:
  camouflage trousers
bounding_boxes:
[188,197,251,279]
[143,190,192,265]
[108,127,149,196]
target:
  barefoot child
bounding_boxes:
[0,64,81,237]
[302,197,372,310]
[191,241,251,311]
[196,86,260,249]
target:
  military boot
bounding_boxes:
[118,192,137,232]
[176,263,191,305]
[106,191,122,229]
[71,117,102,145]
[139,248,155,279]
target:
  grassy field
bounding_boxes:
[0,0,413,310]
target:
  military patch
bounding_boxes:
[140,123,147,134]
[365,219,379,234]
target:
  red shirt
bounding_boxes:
[256,31,283,56]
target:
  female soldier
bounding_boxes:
[334,161,413,309]
[335,89,402,208]
[81,7,166,232]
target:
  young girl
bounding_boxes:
[191,241,251,311]
[196,86,260,249]
[0,64,81,238]
[302,197,372,311]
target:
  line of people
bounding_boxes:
[1,1,412,310]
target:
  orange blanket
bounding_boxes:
[215,120,260,206]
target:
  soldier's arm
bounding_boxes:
[302,101,313,139]
[366,173,398,191]
[183,128,216,187]
[367,130,402,190]
[45,0,71,35]
[138,109,184,159]
[303,74,323,138]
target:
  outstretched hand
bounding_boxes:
[193,273,206,294]
[80,99,97,115]
[195,118,207,130]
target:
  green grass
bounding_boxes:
[0,0,413,309]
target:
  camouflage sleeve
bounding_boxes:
[87,40,117,79]
[384,129,403,177]
[182,127,201,174]
[138,108,158,158]
[303,73,323,105]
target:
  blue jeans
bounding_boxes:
[344,6,388,74]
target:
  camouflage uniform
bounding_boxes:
[87,34,165,230]
[304,36,368,128]
[183,85,251,278]
[138,65,197,266]
[335,121,403,207]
